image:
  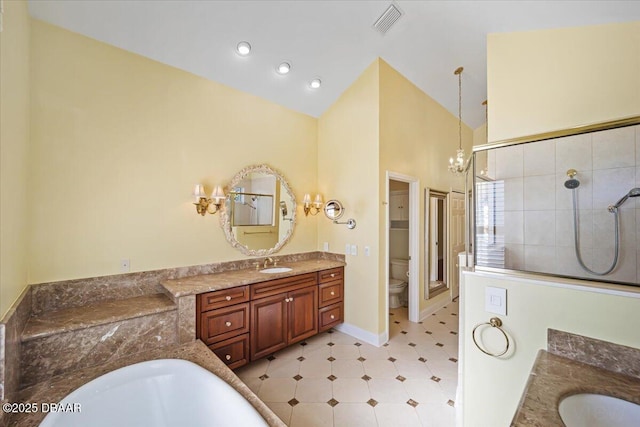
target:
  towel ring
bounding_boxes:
[472,317,510,357]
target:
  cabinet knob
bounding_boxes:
[331,273,335,278]
[285,298,289,303]
[289,297,294,302]
[225,354,231,361]
[225,321,232,327]
[225,296,232,301]
[330,291,335,296]
[330,314,335,319]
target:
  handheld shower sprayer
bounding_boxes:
[609,187,640,212]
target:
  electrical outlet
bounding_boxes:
[364,246,370,256]
[350,245,357,256]
[120,259,130,273]
[345,244,350,255]
[323,242,329,251]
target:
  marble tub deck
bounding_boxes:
[6,340,285,427]
[511,350,640,426]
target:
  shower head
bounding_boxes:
[564,168,580,189]
[610,187,640,210]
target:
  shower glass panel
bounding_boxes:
[473,123,640,286]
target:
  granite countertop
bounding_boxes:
[6,340,285,427]
[511,350,640,426]
[162,258,346,297]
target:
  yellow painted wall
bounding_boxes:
[461,272,640,426]
[487,21,640,142]
[379,60,472,323]
[28,20,318,284]
[464,20,640,426]
[0,0,30,316]
[318,60,380,336]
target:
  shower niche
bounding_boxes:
[473,120,640,286]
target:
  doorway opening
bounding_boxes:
[386,172,419,337]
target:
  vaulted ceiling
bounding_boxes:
[28,1,640,128]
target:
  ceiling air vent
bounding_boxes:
[373,3,403,35]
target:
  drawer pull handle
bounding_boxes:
[225,354,231,361]
[331,273,336,278]
[330,314,335,319]
[225,321,232,327]
[330,291,335,296]
[225,296,232,301]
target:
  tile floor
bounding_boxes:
[236,299,459,427]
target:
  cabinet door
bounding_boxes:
[250,293,288,360]
[288,286,318,345]
[390,192,408,220]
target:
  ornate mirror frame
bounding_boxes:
[220,164,297,256]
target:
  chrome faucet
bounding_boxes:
[263,257,274,269]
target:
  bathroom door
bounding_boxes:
[448,191,465,299]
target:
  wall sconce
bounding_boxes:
[193,184,225,216]
[303,193,323,216]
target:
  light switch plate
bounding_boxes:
[364,246,370,256]
[350,245,357,256]
[323,242,329,251]
[345,244,350,255]
[485,286,507,316]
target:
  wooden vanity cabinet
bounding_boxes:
[318,267,344,332]
[196,267,343,368]
[250,273,318,360]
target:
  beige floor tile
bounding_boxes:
[240,375,263,395]
[374,403,421,427]
[295,377,333,402]
[290,403,334,427]
[367,378,409,403]
[274,343,305,359]
[303,344,332,359]
[329,331,361,345]
[387,346,421,361]
[415,401,456,427]
[333,403,377,427]
[332,359,365,378]
[394,359,432,378]
[331,343,361,359]
[267,358,301,378]
[235,358,269,379]
[402,379,446,404]
[299,358,332,379]
[259,377,297,403]
[332,378,371,403]
[265,402,293,425]
[358,345,389,360]
[363,359,398,379]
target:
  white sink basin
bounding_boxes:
[559,393,640,427]
[260,267,292,274]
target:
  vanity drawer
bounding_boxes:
[251,273,317,300]
[318,302,343,332]
[318,281,343,307]
[199,286,250,312]
[209,334,249,370]
[318,267,343,284]
[199,303,250,345]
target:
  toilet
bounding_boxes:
[389,258,409,309]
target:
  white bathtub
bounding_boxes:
[39,359,269,427]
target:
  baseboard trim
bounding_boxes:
[334,322,388,347]
[419,294,452,321]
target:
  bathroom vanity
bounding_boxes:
[162,258,345,370]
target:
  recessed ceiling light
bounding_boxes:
[236,41,251,56]
[309,78,322,89]
[277,62,291,75]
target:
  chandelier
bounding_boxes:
[448,66,467,175]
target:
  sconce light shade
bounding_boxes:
[193,183,224,216]
[303,193,323,216]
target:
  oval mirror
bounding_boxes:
[324,199,344,220]
[220,164,296,256]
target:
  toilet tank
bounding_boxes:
[390,258,409,280]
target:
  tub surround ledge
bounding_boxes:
[6,340,286,427]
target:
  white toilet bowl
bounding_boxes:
[389,278,407,309]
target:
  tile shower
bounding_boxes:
[475,124,639,285]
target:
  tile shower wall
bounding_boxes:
[478,125,639,285]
